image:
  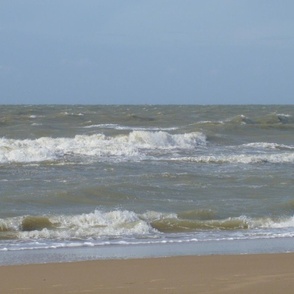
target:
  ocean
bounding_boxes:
[0,105,294,265]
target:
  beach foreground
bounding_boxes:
[1,254,294,293]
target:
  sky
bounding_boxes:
[0,1,294,104]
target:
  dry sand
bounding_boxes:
[1,253,294,293]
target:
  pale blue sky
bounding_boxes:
[1,1,293,104]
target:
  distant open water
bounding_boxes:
[0,105,293,264]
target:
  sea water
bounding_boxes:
[0,105,293,264]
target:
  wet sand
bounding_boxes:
[1,253,294,293]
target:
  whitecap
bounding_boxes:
[0,131,206,164]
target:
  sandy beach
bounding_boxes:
[1,253,294,293]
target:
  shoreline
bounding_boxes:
[1,253,294,293]
[2,236,294,266]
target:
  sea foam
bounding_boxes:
[174,153,294,164]
[2,210,294,242]
[0,131,206,164]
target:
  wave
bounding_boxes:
[0,210,156,240]
[151,218,249,232]
[226,115,254,125]
[229,113,294,126]
[256,113,293,125]
[83,124,178,131]
[242,142,294,151]
[1,132,292,165]
[173,153,294,164]
[150,214,294,233]
[58,111,84,117]
[0,131,206,164]
[83,123,120,129]
[2,210,294,241]
[195,120,224,126]
[195,113,293,127]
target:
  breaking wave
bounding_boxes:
[0,210,156,240]
[2,210,294,241]
[0,131,206,164]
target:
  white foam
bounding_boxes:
[83,124,178,131]
[276,113,292,118]
[12,210,156,240]
[3,212,294,253]
[83,124,119,129]
[59,112,84,116]
[226,114,252,124]
[0,131,206,164]
[128,131,206,149]
[260,216,294,229]
[174,153,294,164]
[3,211,294,237]
[196,120,224,125]
[243,142,294,150]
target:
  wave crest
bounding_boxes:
[0,131,206,164]
[2,210,294,241]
